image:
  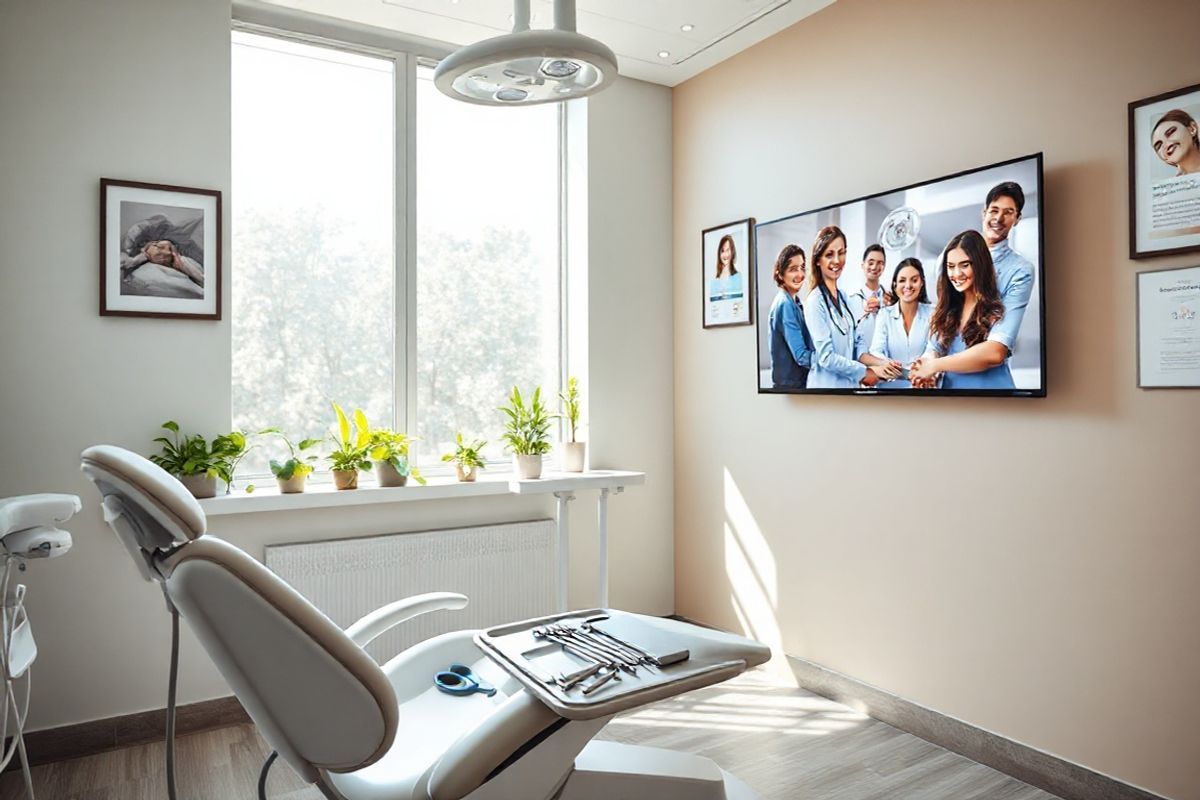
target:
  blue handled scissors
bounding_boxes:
[434,663,496,697]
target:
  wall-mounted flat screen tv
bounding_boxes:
[755,153,1044,397]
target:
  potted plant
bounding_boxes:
[558,376,585,473]
[498,385,552,480]
[264,430,322,494]
[369,428,426,488]
[441,433,487,482]
[327,404,372,490]
[150,421,250,499]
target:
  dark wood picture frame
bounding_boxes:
[702,217,755,329]
[100,178,222,319]
[1128,81,1200,260]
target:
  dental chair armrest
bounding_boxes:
[345,592,468,649]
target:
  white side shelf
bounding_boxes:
[198,469,646,516]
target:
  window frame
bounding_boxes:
[230,21,567,476]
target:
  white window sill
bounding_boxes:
[198,469,646,516]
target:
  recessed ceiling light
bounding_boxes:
[680,24,694,32]
[658,51,670,59]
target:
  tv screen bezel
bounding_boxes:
[753,151,1046,398]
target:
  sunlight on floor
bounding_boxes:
[605,674,870,738]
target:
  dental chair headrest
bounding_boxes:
[81,445,206,553]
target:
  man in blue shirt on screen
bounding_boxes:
[980,181,1035,356]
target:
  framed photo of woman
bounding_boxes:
[1129,82,1200,259]
[702,218,755,328]
[100,178,222,319]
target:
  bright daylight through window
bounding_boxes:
[231,33,561,476]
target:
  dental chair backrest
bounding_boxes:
[80,445,398,785]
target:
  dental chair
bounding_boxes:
[81,445,769,800]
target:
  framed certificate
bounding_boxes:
[1137,265,1200,388]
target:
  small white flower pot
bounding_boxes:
[514,454,543,480]
[562,442,586,473]
[456,464,478,482]
[178,473,217,499]
[276,474,307,494]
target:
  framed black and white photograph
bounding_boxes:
[101,178,221,319]
[1137,265,1200,388]
[702,218,754,328]
[1129,82,1200,259]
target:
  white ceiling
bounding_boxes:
[255,0,835,86]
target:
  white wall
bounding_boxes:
[0,0,673,730]
[671,1,1200,798]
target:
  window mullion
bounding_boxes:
[393,52,413,437]
[402,53,419,445]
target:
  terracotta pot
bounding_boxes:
[332,469,359,490]
[455,464,478,483]
[562,441,586,473]
[277,474,307,494]
[514,454,543,480]
[374,460,408,488]
[179,473,217,499]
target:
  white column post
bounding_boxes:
[554,491,575,611]
[596,487,609,609]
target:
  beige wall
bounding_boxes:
[672,1,1200,798]
[0,0,673,730]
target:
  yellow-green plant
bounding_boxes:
[558,376,581,442]
[369,428,426,485]
[498,386,553,456]
[327,404,372,473]
[263,429,322,481]
[441,433,487,470]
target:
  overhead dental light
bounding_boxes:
[433,0,618,106]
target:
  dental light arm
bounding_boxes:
[345,592,469,649]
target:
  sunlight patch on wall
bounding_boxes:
[724,468,795,685]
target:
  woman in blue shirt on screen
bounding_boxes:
[859,257,932,390]
[767,244,812,389]
[910,230,1014,390]
[802,226,885,389]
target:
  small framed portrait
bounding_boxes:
[702,218,755,328]
[1129,82,1200,259]
[1137,265,1200,388]
[100,178,222,319]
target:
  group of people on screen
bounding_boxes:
[767,181,1035,391]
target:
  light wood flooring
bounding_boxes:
[0,670,1061,800]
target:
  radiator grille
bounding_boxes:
[265,519,557,663]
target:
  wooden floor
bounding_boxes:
[0,670,1061,800]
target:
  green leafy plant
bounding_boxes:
[263,429,322,481]
[150,421,253,485]
[368,428,426,485]
[558,376,581,442]
[498,386,553,456]
[441,433,488,470]
[326,404,372,473]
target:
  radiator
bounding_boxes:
[264,519,558,663]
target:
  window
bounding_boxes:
[231,33,562,475]
[414,65,561,463]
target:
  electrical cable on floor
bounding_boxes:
[258,751,278,800]
[166,604,180,800]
